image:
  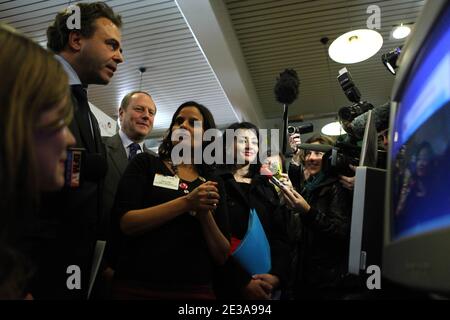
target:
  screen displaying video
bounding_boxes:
[391,14,450,241]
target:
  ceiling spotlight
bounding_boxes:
[382,46,402,75]
[321,121,344,136]
[329,29,383,64]
[392,24,411,39]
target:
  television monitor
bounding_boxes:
[383,0,450,293]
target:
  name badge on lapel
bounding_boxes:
[153,174,180,190]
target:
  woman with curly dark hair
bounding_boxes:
[112,101,229,299]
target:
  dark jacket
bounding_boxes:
[102,133,154,240]
[214,168,290,299]
[292,170,352,298]
[19,88,107,299]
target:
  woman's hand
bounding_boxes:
[242,279,272,300]
[252,274,280,291]
[186,181,220,214]
[280,185,311,213]
[278,173,293,190]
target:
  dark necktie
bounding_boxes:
[128,143,141,161]
[71,84,96,152]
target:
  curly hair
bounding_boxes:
[158,101,217,175]
[47,2,122,53]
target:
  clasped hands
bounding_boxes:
[243,274,280,300]
[185,181,220,216]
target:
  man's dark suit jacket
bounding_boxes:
[102,133,154,238]
[22,90,107,300]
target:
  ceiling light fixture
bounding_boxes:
[382,46,402,75]
[392,24,411,39]
[329,29,384,64]
[321,121,344,136]
[138,67,146,90]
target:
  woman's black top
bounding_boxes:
[112,153,229,288]
[289,165,353,297]
[214,169,290,298]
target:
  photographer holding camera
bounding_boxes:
[284,134,352,299]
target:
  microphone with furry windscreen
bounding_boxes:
[274,69,300,154]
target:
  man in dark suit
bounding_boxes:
[23,2,124,299]
[102,91,157,234]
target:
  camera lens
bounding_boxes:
[287,126,296,135]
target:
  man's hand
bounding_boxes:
[288,133,301,153]
[339,165,356,191]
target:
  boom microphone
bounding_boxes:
[274,69,300,155]
[274,69,300,105]
[349,102,390,140]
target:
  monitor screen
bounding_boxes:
[390,5,450,241]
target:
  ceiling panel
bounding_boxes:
[225,0,426,119]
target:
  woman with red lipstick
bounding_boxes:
[283,134,352,299]
[214,122,290,300]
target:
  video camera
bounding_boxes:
[321,141,360,177]
[287,123,313,135]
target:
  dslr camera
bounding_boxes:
[337,68,374,125]
[317,68,376,177]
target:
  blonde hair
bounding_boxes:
[0,25,72,240]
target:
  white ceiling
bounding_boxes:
[1,0,426,138]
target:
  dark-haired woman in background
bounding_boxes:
[111,101,229,299]
[395,142,444,232]
[214,122,290,300]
